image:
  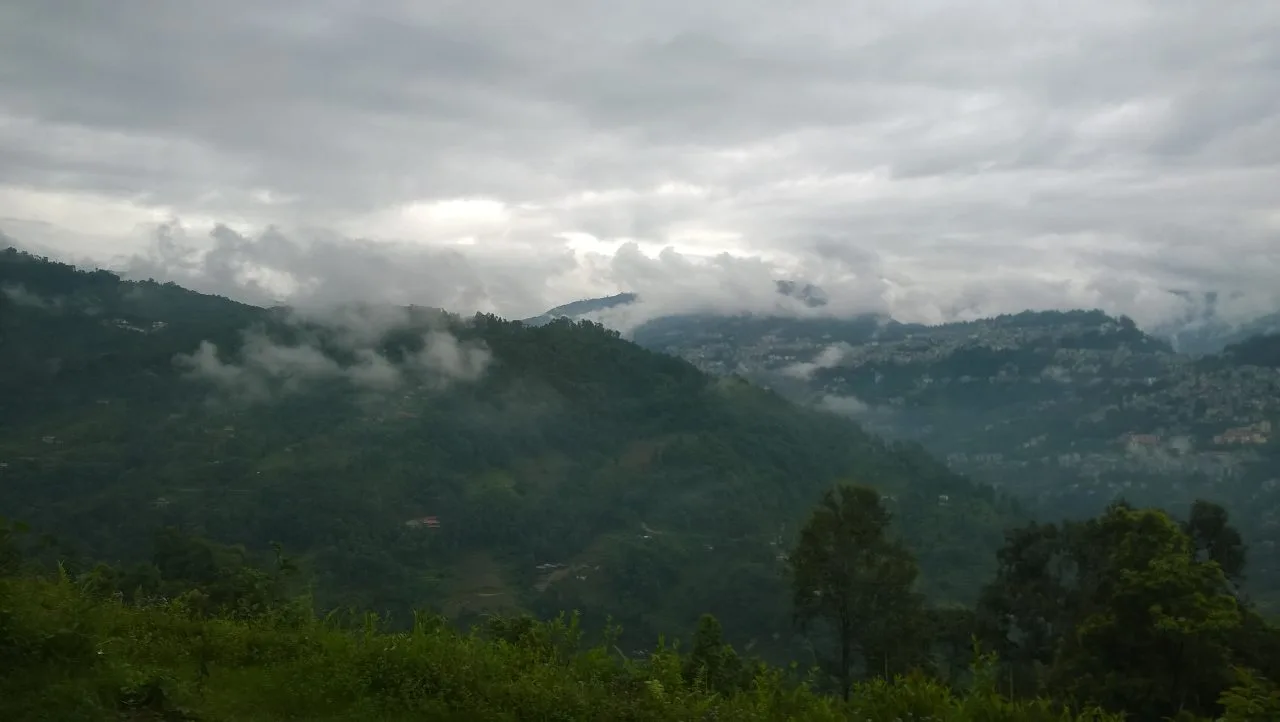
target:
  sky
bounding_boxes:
[2,1,1279,329]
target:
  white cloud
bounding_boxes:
[174,315,491,402]
[1,1,1278,329]
[784,344,857,381]
[413,329,491,383]
[1,282,60,309]
[816,394,874,417]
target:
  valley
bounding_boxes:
[6,247,1280,720]
[0,248,1018,662]
[536,295,1280,608]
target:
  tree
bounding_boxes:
[1049,505,1244,718]
[1184,499,1247,585]
[978,499,1259,706]
[974,520,1075,695]
[789,483,925,699]
[681,614,748,696]
[0,519,27,577]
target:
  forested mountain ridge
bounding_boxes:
[531,290,1280,609]
[7,250,1280,719]
[531,286,1280,356]
[0,248,1019,661]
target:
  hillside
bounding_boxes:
[531,286,1280,356]
[532,294,1280,608]
[0,248,1019,660]
[3,485,1273,721]
[0,562,1132,721]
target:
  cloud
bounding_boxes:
[177,333,346,400]
[284,302,439,350]
[345,349,404,392]
[1,1,1279,331]
[1,282,60,310]
[174,316,491,402]
[117,221,578,318]
[413,329,490,383]
[816,394,874,418]
[783,344,857,381]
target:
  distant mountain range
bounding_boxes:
[6,244,1280,626]
[521,292,639,326]
[526,288,1280,610]
[525,283,1280,356]
[520,280,830,328]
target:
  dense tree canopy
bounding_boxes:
[5,250,1280,719]
[974,499,1280,718]
[0,249,1019,661]
[789,484,926,698]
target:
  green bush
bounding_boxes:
[0,573,1143,721]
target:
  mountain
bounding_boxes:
[533,285,1280,356]
[530,296,1280,608]
[0,248,1020,659]
[519,292,638,327]
[522,279,831,328]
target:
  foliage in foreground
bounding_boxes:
[0,571,1135,722]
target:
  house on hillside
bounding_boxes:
[1213,421,1270,445]
[1121,433,1162,453]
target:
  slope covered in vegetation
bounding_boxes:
[0,248,1020,659]
[546,289,1280,612]
[4,495,1279,720]
[0,565,1128,721]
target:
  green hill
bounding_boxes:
[0,248,1020,659]
[532,293,1280,610]
[0,566,1125,721]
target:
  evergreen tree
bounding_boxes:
[789,484,925,699]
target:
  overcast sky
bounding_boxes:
[2,1,1278,327]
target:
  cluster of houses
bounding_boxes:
[1119,421,1274,451]
[1213,420,1272,446]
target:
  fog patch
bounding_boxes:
[175,317,489,402]
[413,329,490,383]
[816,394,874,417]
[1,283,61,310]
[782,343,856,380]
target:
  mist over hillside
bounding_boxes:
[525,284,1280,356]
[524,288,1280,611]
[1,247,1023,661]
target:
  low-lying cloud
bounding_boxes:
[4,2,1280,335]
[1,282,60,310]
[782,344,857,381]
[815,394,875,417]
[118,222,577,317]
[92,222,1278,338]
[9,217,1279,346]
[175,317,491,402]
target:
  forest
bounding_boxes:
[4,248,1280,719]
[0,248,1019,661]
[4,492,1279,720]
